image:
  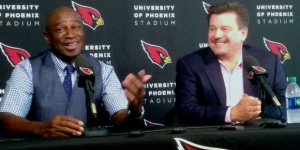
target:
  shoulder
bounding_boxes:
[9,58,32,82]
[177,47,214,66]
[179,47,211,61]
[243,45,281,66]
[29,50,50,61]
[15,58,31,71]
[243,45,277,58]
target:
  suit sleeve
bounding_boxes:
[265,55,287,122]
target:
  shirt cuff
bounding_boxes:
[225,106,233,123]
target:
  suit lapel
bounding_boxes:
[204,51,226,106]
[202,46,260,106]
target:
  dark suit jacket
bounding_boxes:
[175,45,287,125]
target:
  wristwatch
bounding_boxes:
[129,106,145,119]
[136,106,145,119]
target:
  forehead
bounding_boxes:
[209,12,238,27]
[47,8,82,27]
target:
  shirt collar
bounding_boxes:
[51,52,75,73]
[237,52,243,68]
[218,51,243,70]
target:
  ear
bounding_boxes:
[241,27,248,42]
[43,31,51,44]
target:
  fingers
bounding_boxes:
[58,116,84,135]
[43,115,84,137]
[232,95,262,122]
[137,69,146,77]
[247,97,261,112]
[122,70,151,102]
[137,69,152,83]
[122,70,151,115]
[124,73,144,91]
[242,94,261,106]
[247,96,261,113]
[123,89,135,103]
[122,74,143,102]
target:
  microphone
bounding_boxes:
[75,54,95,87]
[75,54,108,136]
[243,55,286,128]
[243,56,282,112]
[75,54,97,125]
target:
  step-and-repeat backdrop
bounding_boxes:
[0,0,299,125]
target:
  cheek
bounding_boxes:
[52,37,63,45]
[51,33,63,42]
[78,29,85,36]
[79,33,85,39]
[228,32,242,41]
[208,33,214,40]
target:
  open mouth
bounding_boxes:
[64,42,79,50]
[213,39,228,44]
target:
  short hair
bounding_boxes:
[207,2,249,29]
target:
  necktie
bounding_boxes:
[63,65,75,100]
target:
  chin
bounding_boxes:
[70,48,82,54]
[212,50,227,57]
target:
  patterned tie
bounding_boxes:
[63,65,75,100]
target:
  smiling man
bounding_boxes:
[175,2,287,126]
[0,6,151,137]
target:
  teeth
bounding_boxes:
[66,43,77,46]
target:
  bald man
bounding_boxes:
[0,6,151,137]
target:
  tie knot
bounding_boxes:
[65,65,75,74]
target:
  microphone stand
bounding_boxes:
[82,79,108,137]
[244,87,286,128]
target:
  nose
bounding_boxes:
[65,28,76,38]
[214,29,223,38]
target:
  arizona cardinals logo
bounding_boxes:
[71,1,104,30]
[0,42,30,67]
[202,1,211,14]
[247,71,254,80]
[141,40,172,68]
[174,138,226,150]
[79,67,94,75]
[252,66,266,73]
[143,119,164,127]
[263,37,290,64]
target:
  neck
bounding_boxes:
[219,50,242,72]
[51,49,76,64]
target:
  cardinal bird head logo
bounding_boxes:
[141,40,172,69]
[202,1,211,14]
[143,119,164,127]
[79,67,94,75]
[71,1,104,30]
[0,42,30,67]
[253,66,267,73]
[247,71,254,80]
[174,138,226,150]
[263,37,290,64]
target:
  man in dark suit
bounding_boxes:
[175,2,287,125]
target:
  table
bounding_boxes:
[1,123,300,150]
